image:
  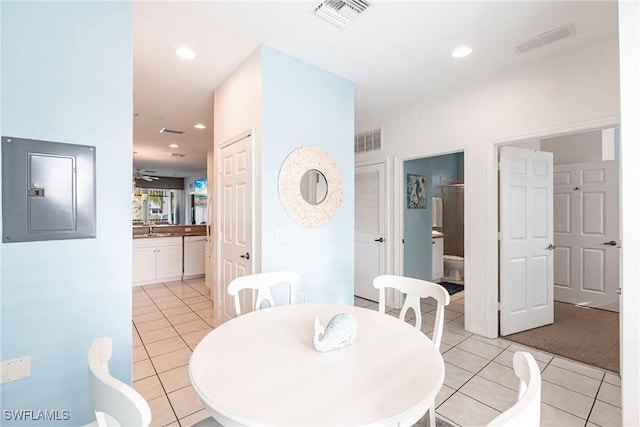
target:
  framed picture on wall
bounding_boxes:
[407,174,427,209]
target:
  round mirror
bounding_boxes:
[279,146,342,228]
[300,169,328,205]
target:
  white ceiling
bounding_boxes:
[132,0,618,178]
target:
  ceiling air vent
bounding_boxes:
[514,24,576,54]
[160,128,184,135]
[313,0,371,29]
[355,128,382,154]
[168,153,186,158]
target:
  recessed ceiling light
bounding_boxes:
[169,144,179,148]
[176,47,196,60]
[452,46,473,58]
[194,123,206,129]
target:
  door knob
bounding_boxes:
[546,244,556,250]
[374,237,384,243]
[604,240,617,246]
[240,252,250,260]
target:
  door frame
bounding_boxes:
[392,148,467,311]
[214,129,255,326]
[489,116,620,338]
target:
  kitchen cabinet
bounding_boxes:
[432,235,444,281]
[184,235,206,278]
[133,237,183,286]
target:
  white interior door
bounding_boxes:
[500,146,554,335]
[218,135,253,324]
[355,163,386,301]
[553,160,619,311]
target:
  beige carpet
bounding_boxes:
[503,302,619,373]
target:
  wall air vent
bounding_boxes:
[168,153,186,158]
[160,128,184,135]
[514,24,576,54]
[355,128,382,154]
[313,0,371,29]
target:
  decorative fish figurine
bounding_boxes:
[313,313,358,352]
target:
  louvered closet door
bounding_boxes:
[354,163,386,301]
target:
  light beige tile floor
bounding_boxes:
[133,284,622,427]
[132,279,214,427]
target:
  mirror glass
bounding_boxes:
[300,169,328,205]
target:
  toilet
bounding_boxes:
[443,255,464,282]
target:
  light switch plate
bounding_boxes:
[1,356,31,384]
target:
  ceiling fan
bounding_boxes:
[134,169,160,182]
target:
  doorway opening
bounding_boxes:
[403,151,465,294]
[498,126,620,373]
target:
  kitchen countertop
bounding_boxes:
[133,224,207,239]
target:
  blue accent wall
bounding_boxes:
[261,47,355,304]
[404,152,463,280]
[1,2,133,425]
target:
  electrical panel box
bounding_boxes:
[2,136,96,243]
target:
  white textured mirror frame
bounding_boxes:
[278,146,342,228]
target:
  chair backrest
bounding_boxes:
[88,337,152,427]
[487,351,541,427]
[373,274,450,349]
[227,271,301,316]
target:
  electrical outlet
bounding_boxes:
[276,229,287,242]
[301,292,308,303]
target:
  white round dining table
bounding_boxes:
[189,304,444,426]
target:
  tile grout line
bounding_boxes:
[354,294,619,426]
[140,284,183,426]
[165,280,213,426]
[140,280,212,426]
[436,337,494,416]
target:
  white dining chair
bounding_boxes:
[88,337,152,427]
[373,274,450,348]
[373,274,450,427]
[487,351,541,427]
[227,271,301,316]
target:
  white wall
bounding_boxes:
[541,130,603,163]
[0,2,132,425]
[212,48,262,324]
[618,1,640,425]
[508,138,541,151]
[356,35,620,338]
